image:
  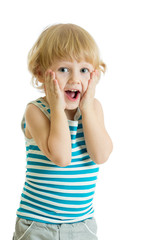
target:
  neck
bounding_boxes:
[42,96,77,120]
[65,108,78,120]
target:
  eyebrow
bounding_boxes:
[80,62,93,68]
[56,61,93,69]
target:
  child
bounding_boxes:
[13,23,113,240]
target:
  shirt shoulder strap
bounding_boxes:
[21,97,51,135]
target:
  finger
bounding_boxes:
[53,76,62,96]
[48,70,55,82]
[45,70,61,95]
[44,70,55,94]
[96,70,101,78]
[50,71,56,80]
[86,71,97,97]
[45,70,53,84]
[44,71,50,93]
[91,70,99,85]
[53,78,58,93]
[92,70,99,79]
[88,71,97,87]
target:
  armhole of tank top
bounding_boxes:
[28,98,50,121]
[21,98,50,141]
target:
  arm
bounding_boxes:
[25,70,71,167]
[79,70,113,164]
[25,105,71,167]
[81,99,113,164]
[48,107,71,167]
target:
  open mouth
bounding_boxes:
[65,90,81,101]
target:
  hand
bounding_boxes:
[79,70,100,112]
[44,70,66,110]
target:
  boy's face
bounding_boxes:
[49,59,94,110]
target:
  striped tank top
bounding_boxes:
[17,97,99,224]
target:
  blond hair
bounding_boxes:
[28,23,106,91]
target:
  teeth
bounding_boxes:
[68,90,78,92]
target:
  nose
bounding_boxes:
[67,70,81,84]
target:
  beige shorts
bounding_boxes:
[13,217,98,240]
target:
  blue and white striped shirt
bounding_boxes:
[17,97,99,224]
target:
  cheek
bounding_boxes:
[55,73,67,90]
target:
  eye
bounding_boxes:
[80,68,89,73]
[58,67,69,73]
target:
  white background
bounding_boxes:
[0,0,160,239]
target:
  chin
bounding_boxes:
[65,103,79,111]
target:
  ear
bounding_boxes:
[35,67,45,83]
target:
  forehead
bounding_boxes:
[53,60,94,69]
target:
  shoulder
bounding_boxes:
[94,98,102,107]
[94,98,104,114]
[25,103,41,118]
[25,102,50,139]
[25,103,49,125]
[93,98,105,126]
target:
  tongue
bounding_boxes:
[66,91,76,98]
